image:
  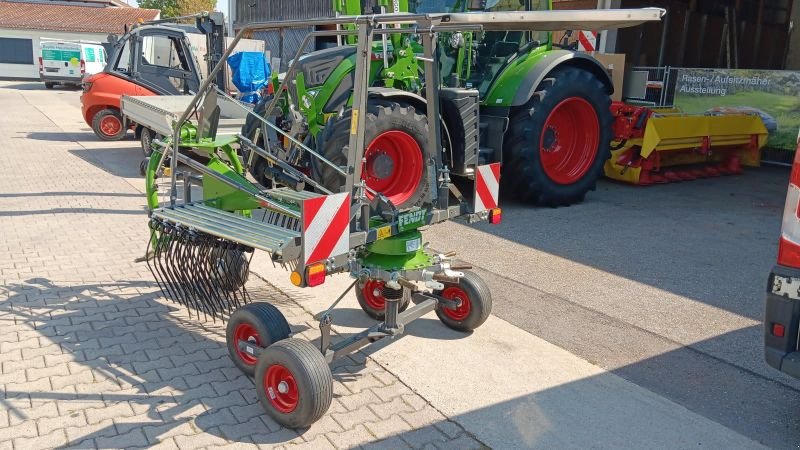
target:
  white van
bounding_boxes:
[39,40,107,88]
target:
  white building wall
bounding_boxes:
[0,28,109,79]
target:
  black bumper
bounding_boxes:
[765,265,800,378]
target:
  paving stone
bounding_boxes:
[218,416,270,441]
[13,429,68,449]
[85,402,136,425]
[330,406,380,431]
[142,420,197,444]
[364,415,413,441]
[362,435,412,450]
[298,415,344,441]
[398,425,451,449]
[0,419,37,442]
[95,428,149,449]
[286,435,336,450]
[339,389,382,412]
[174,430,231,450]
[38,410,88,434]
[371,383,411,402]
[8,401,60,426]
[368,396,415,421]
[399,407,447,429]
[324,423,375,449]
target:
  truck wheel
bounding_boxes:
[226,303,291,376]
[504,67,612,206]
[92,108,127,141]
[319,101,430,210]
[355,279,410,320]
[435,271,492,332]
[255,338,332,428]
[140,128,154,156]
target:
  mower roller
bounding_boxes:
[605,102,768,185]
[139,9,663,428]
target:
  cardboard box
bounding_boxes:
[593,53,625,102]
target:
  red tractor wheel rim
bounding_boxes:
[99,115,122,136]
[233,323,260,366]
[361,279,385,311]
[363,130,423,205]
[264,364,299,413]
[539,97,600,185]
[441,286,471,321]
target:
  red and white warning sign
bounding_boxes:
[474,163,500,213]
[301,192,351,265]
[578,30,598,52]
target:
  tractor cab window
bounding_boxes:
[141,35,190,71]
[137,34,196,95]
[112,39,132,74]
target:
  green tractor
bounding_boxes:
[243,0,615,207]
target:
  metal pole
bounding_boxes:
[345,19,374,191]
[421,25,443,206]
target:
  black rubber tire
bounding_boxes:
[355,281,411,320]
[140,127,154,157]
[139,157,149,177]
[210,248,250,292]
[318,100,431,210]
[503,67,613,206]
[44,82,55,89]
[255,338,332,428]
[435,271,492,332]
[91,108,127,141]
[241,95,275,188]
[226,303,291,376]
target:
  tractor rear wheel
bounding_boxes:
[92,108,127,141]
[503,67,612,206]
[319,101,430,210]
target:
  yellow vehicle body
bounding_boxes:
[604,105,768,185]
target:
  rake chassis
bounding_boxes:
[141,9,663,428]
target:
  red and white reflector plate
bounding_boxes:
[301,192,350,265]
[474,163,501,213]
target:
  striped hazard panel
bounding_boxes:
[474,163,500,213]
[301,192,351,265]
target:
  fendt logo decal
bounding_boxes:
[302,193,351,265]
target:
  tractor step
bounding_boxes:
[152,203,300,255]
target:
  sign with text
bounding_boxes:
[673,68,800,150]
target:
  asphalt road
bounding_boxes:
[425,167,800,449]
[30,81,800,447]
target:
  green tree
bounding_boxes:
[138,0,179,18]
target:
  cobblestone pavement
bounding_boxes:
[0,83,485,449]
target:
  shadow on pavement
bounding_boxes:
[69,148,143,179]
[25,132,99,142]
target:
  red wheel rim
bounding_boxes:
[233,323,260,366]
[361,279,385,311]
[539,97,600,185]
[264,364,299,413]
[363,130,423,205]
[440,286,471,321]
[99,115,122,136]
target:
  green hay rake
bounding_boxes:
[139,10,662,428]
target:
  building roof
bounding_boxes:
[0,1,160,34]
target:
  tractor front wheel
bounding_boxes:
[226,303,291,376]
[503,67,612,206]
[92,108,127,141]
[255,338,332,428]
[319,101,430,210]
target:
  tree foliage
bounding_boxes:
[138,0,217,19]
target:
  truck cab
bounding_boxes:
[765,147,800,377]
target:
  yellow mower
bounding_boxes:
[604,102,768,185]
